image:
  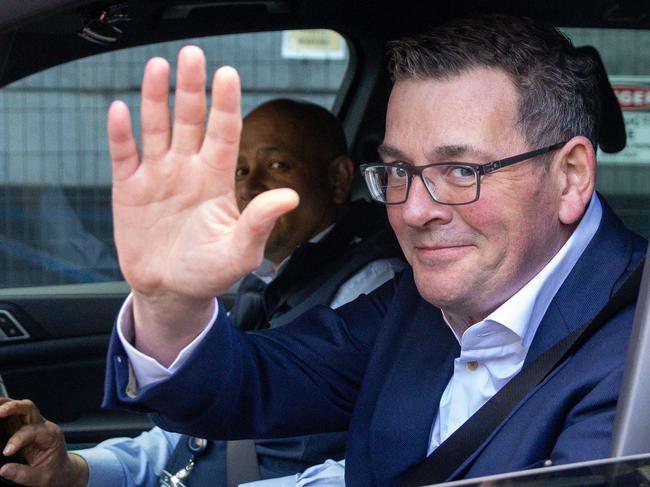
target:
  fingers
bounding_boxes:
[3,422,59,458]
[141,57,171,161]
[0,453,88,487]
[170,45,208,155]
[110,47,241,189]
[108,101,140,182]
[1,462,47,487]
[0,399,43,422]
[235,188,299,267]
[0,399,48,460]
[201,66,242,179]
[0,397,24,435]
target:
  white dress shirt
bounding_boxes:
[428,194,602,453]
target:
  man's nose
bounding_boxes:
[236,170,269,204]
[235,172,271,211]
[400,175,453,227]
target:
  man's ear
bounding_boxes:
[555,136,597,225]
[328,155,354,205]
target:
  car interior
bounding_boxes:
[0,0,649,475]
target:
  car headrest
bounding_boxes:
[577,45,626,153]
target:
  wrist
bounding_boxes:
[67,454,89,487]
[131,292,216,367]
[132,291,215,331]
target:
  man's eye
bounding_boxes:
[395,167,408,178]
[388,164,409,178]
[449,166,475,178]
[269,160,288,170]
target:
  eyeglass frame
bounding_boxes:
[359,141,568,206]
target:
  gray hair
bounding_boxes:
[387,14,600,150]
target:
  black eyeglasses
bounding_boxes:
[360,142,567,205]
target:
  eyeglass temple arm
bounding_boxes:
[478,142,567,175]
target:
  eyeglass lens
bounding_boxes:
[365,164,478,204]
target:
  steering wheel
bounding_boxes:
[0,372,8,397]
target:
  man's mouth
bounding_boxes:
[413,243,472,260]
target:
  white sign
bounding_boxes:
[281,30,347,60]
[598,76,650,165]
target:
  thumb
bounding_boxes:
[234,188,299,267]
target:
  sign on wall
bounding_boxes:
[598,76,650,165]
[281,30,347,60]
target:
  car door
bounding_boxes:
[0,21,356,449]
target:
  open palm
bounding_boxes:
[107,46,298,358]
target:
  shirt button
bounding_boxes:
[466,360,479,371]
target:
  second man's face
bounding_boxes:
[235,106,338,267]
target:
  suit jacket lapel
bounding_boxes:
[368,297,459,483]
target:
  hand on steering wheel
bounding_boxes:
[0,395,88,487]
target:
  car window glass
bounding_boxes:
[563,28,650,239]
[0,30,350,292]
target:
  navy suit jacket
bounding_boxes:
[104,202,647,487]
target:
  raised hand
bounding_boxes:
[0,398,88,487]
[108,46,299,363]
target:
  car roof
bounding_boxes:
[2,0,649,86]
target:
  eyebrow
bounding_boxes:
[237,146,293,163]
[256,146,292,156]
[376,143,408,161]
[377,142,488,163]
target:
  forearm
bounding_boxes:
[106,306,360,439]
[104,283,392,440]
[74,427,180,487]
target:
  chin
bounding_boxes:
[413,271,461,309]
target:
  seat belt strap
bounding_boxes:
[398,260,644,487]
[226,439,261,487]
